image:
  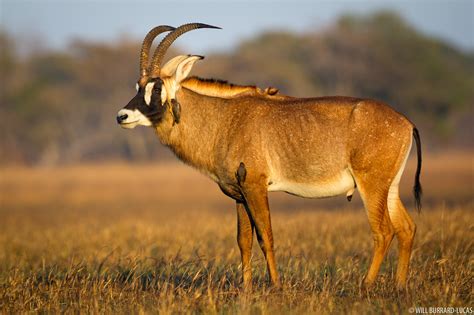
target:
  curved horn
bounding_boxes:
[139,25,175,78]
[148,23,221,78]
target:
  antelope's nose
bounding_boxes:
[117,114,128,124]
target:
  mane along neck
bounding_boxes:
[158,79,286,178]
[181,76,280,99]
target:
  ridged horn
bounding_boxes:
[148,23,221,78]
[139,25,175,78]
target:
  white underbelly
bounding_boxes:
[267,169,355,198]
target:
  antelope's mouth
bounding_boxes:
[119,120,139,129]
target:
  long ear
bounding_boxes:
[174,55,204,83]
[160,55,204,106]
[160,55,189,78]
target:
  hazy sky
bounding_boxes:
[1,0,473,54]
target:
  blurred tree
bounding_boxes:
[199,11,473,147]
[0,11,472,165]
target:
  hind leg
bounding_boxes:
[388,190,416,289]
[348,102,415,288]
[358,186,395,286]
[386,136,416,289]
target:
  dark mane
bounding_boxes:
[189,77,251,88]
[182,76,281,99]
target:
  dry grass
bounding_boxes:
[0,152,473,313]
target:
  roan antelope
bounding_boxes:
[116,23,422,290]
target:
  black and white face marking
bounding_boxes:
[117,78,167,129]
[144,81,154,106]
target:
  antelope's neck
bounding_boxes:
[155,88,224,179]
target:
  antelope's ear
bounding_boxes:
[160,55,190,78]
[174,55,204,83]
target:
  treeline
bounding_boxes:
[1,12,473,165]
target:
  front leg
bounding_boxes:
[236,201,254,291]
[240,179,280,287]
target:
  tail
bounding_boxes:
[413,127,423,212]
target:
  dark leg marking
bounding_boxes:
[236,162,247,186]
[170,99,181,124]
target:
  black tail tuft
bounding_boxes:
[413,127,423,212]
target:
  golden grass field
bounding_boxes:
[0,152,472,313]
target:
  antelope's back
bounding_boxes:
[244,96,412,180]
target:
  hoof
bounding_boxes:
[361,277,375,290]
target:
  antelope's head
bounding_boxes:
[116,23,220,129]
